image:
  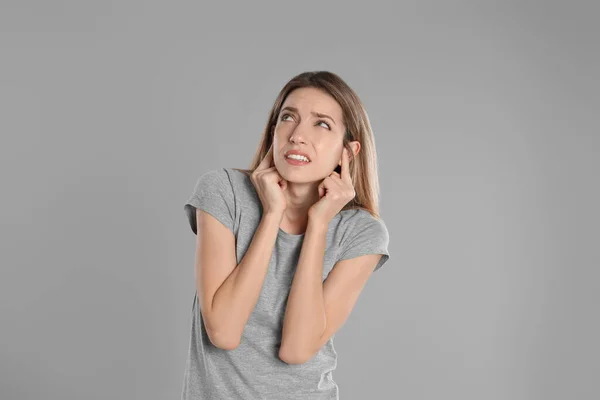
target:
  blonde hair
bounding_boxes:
[233,71,384,219]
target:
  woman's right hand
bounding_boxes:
[250,144,287,215]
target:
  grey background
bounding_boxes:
[1,1,598,399]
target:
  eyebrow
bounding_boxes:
[280,106,337,126]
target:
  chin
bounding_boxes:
[277,167,313,183]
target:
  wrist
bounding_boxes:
[307,216,329,234]
[263,210,284,224]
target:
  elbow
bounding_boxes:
[202,312,241,350]
[278,344,314,365]
[206,327,241,350]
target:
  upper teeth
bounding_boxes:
[286,154,310,162]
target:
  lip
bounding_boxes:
[284,149,311,162]
[285,157,310,166]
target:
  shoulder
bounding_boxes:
[184,168,237,235]
[187,169,232,204]
[223,167,258,200]
[223,167,251,187]
[337,209,389,250]
[338,208,388,237]
[194,167,231,188]
[194,167,247,193]
[335,208,390,271]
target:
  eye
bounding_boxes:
[280,113,330,130]
[317,120,331,130]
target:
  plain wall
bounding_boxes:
[1,1,598,399]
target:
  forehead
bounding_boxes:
[281,87,343,119]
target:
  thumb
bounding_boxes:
[279,178,287,190]
[317,181,325,198]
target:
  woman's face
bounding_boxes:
[272,87,347,183]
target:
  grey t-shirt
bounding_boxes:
[181,167,390,400]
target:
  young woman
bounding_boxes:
[181,71,391,399]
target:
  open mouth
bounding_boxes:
[285,154,311,165]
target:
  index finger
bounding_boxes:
[257,143,274,170]
[341,148,351,182]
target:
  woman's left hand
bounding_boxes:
[308,148,356,225]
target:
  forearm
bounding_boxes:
[210,211,282,344]
[279,218,328,361]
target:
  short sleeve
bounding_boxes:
[183,168,236,235]
[337,215,390,272]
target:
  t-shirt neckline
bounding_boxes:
[277,227,305,239]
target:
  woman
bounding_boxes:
[182,71,390,399]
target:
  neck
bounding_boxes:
[282,181,320,223]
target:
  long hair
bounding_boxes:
[233,71,384,219]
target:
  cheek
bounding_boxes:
[272,135,289,164]
[273,133,286,151]
[316,139,343,158]
[273,126,287,144]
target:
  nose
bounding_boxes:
[289,133,305,144]
[288,122,310,144]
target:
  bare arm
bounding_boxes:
[278,218,381,364]
[279,219,328,362]
[195,208,282,350]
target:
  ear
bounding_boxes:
[338,142,361,165]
